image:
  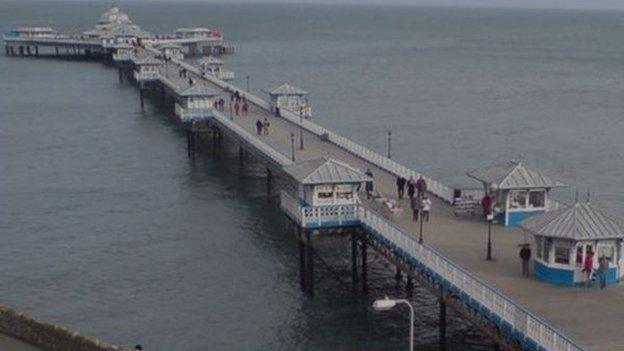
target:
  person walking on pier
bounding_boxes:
[407,176,416,199]
[365,169,374,199]
[583,249,595,288]
[410,194,420,222]
[519,244,531,277]
[416,175,427,197]
[262,118,270,135]
[396,176,406,199]
[598,255,609,289]
[421,195,432,222]
[256,119,263,135]
[242,100,249,115]
[234,101,240,116]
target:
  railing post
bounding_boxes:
[351,231,358,292]
[361,238,368,294]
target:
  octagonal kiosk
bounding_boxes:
[520,201,624,286]
[159,43,184,60]
[199,56,234,81]
[467,161,567,226]
[174,85,219,123]
[266,82,311,118]
[133,56,162,82]
[280,158,371,230]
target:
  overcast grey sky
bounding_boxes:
[100,0,624,10]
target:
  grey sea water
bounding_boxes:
[2,1,624,350]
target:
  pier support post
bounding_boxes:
[139,84,145,110]
[439,292,447,351]
[395,267,402,287]
[55,47,59,56]
[186,130,195,158]
[26,46,31,56]
[299,227,306,291]
[407,275,414,297]
[9,46,15,56]
[5,46,8,56]
[118,68,123,83]
[19,46,24,56]
[34,46,38,57]
[305,230,314,297]
[361,239,368,294]
[351,232,358,292]
[266,168,272,199]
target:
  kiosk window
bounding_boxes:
[509,190,527,209]
[529,190,546,208]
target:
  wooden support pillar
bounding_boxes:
[305,230,314,297]
[212,127,218,153]
[266,168,272,199]
[9,46,15,56]
[55,47,59,56]
[19,46,24,56]
[395,267,402,287]
[351,232,358,292]
[439,292,447,351]
[34,46,38,56]
[299,228,306,291]
[26,46,31,56]
[160,86,166,102]
[186,130,192,158]
[407,275,414,297]
[139,84,145,110]
[239,145,244,161]
[361,239,368,294]
[118,68,123,83]
[5,46,9,56]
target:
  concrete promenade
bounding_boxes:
[149,49,622,350]
[0,334,43,351]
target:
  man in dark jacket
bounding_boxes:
[396,176,406,199]
[519,244,531,277]
[416,176,427,197]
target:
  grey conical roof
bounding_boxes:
[268,82,308,96]
[284,158,371,185]
[179,84,219,97]
[520,202,624,240]
[468,161,566,190]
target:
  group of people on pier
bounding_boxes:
[228,89,249,117]
[396,175,431,223]
[255,118,271,135]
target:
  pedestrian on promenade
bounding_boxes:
[396,176,406,199]
[262,118,270,135]
[242,101,249,115]
[583,249,594,288]
[256,119,263,135]
[134,345,143,351]
[365,169,374,199]
[219,98,225,112]
[407,176,416,199]
[234,101,240,116]
[410,195,420,222]
[421,195,432,222]
[416,175,427,197]
[598,255,609,289]
[519,244,531,277]
[482,192,492,220]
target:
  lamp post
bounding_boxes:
[290,132,295,161]
[299,105,305,150]
[418,208,424,244]
[373,297,414,351]
[387,130,392,159]
[246,75,250,93]
[486,212,493,261]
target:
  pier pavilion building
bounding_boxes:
[174,85,220,123]
[468,161,567,226]
[280,158,370,229]
[520,201,624,286]
[266,83,311,118]
[199,56,234,81]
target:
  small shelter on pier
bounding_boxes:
[199,56,234,81]
[266,83,311,118]
[520,201,624,286]
[133,56,162,82]
[468,161,566,226]
[174,84,219,123]
[159,43,184,60]
[112,42,134,62]
[280,158,371,229]
[9,27,57,39]
[175,28,223,41]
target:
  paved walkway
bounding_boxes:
[149,50,622,350]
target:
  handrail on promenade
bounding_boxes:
[360,208,583,351]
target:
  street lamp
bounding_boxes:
[486,211,493,261]
[387,130,392,159]
[246,75,250,93]
[290,132,296,161]
[299,105,305,150]
[418,209,424,244]
[373,297,414,351]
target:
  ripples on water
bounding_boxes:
[3,1,624,350]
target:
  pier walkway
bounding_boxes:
[129,45,621,351]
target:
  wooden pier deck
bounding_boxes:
[135,46,622,351]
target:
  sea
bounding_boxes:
[2,1,624,350]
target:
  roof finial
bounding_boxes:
[586,190,591,203]
[574,189,579,202]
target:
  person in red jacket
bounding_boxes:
[481,193,492,220]
[583,249,595,288]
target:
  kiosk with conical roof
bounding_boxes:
[520,201,624,286]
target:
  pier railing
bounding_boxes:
[280,191,361,228]
[360,208,583,351]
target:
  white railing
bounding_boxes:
[280,191,361,228]
[112,51,133,62]
[174,103,213,122]
[212,110,293,167]
[360,208,584,351]
[217,70,235,81]
[133,70,160,82]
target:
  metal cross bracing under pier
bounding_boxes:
[7,14,615,351]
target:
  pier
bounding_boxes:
[4,7,623,351]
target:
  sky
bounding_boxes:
[101,0,624,10]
